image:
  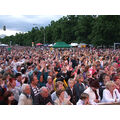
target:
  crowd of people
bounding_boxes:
[0,46,120,105]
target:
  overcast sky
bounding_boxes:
[0,15,63,36]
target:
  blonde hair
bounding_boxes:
[55,81,64,89]
[76,75,84,82]
[68,78,74,85]
[105,81,115,90]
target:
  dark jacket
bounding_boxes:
[99,82,106,100]
[36,94,54,105]
[66,86,77,105]
[74,82,85,103]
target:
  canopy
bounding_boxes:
[0,44,8,47]
[48,44,53,47]
[53,42,71,48]
[71,43,78,47]
[36,43,42,46]
[78,43,87,48]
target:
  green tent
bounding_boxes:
[53,42,71,48]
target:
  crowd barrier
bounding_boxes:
[98,102,120,105]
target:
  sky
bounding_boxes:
[0,15,63,36]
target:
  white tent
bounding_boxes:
[70,43,78,47]
[48,44,53,47]
[0,44,8,47]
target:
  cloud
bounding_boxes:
[0,15,63,35]
[0,29,21,37]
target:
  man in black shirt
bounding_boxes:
[37,86,54,105]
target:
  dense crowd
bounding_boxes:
[0,46,120,105]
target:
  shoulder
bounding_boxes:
[54,98,59,105]
[103,89,109,93]
[19,93,26,99]
[74,83,79,88]
[77,99,84,105]
[51,91,56,97]
[113,89,120,94]
[84,87,91,93]
[66,87,70,91]
[114,88,119,92]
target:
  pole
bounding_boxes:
[10,41,12,47]
[114,43,115,50]
[44,29,45,44]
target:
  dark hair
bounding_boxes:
[21,68,26,74]
[33,71,38,76]
[89,78,99,89]
[17,65,21,69]
[23,77,28,84]
[99,73,106,83]
[3,91,13,105]
[9,78,16,83]
[15,73,22,78]
[56,89,64,98]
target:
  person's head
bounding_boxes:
[16,73,22,82]
[80,93,89,104]
[40,86,49,98]
[17,65,21,72]
[56,89,65,99]
[80,93,89,100]
[81,64,85,71]
[28,66,32,71]
[9,78,16,88]
[114,76,120,86]
[55,81,64,91]
[84,66,90,72]
[86,72,91,79]
[31,75,38,86]
[21,84,31,95]
[92,72,98,78]
[22,76,28,84]
[92,64,96,70]
[21,68,26,74]
[117,68,120,75]
[3,91,14,104]
[68,78,74,88]
[64,60,68,66]
[49,71,53,76]
[89,78,99,90]
[40,75,44,82]
[112,62,118,69]
[103,74,110,85]
[47,76,52,84]
[77,75,84,83]
[105,81,116,93]
[33,71,38,76]
[5,66,11,73]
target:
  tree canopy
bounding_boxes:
[0,15,120,47]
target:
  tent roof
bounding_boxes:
[0,44,8,47]
[53,42,71,48]
[36,43,42,46]
[71,43,78,46]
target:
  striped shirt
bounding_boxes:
[31,86,40,97]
